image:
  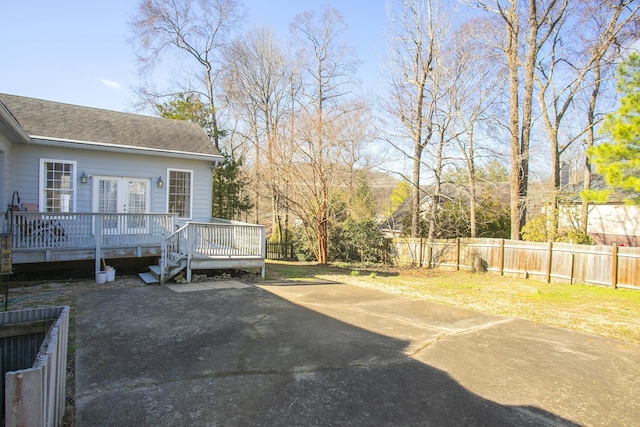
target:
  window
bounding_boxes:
[40,159,76,212]
[167,169,192,219]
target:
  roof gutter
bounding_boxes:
[0,102,31,144]
[30,135,224,162]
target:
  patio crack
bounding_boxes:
[405,333,447,358]
[237,313,270,372]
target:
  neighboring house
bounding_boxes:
[579,203,639,246]
[558,177,640,247]
[381,182,509,238]
[0,93,265,281]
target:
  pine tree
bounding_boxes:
[211,153,253,220]
[588,53,640,203]
[156,94,252,219]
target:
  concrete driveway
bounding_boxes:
[75,280,640,426]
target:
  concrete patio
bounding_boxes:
[74,280,640,426]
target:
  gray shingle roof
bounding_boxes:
[0,93,220,157]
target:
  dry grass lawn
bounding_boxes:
[265,260,640,345]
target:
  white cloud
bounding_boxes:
[99,78,122,89]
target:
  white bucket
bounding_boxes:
[106,269,116,282]
[96,271,107,284]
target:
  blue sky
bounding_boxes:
[0,0,389,114]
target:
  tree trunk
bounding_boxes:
[428,133,446,240]
[317,196,329,264]
[505,1,521,240]
[581,62,601,234]
[467,128,477,238]
[516,0,542,239]
[411,143,423,238]
[548,131,560,241]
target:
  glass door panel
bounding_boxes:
[92,176,151,234]
[97,178,119,232]
[125,179,148,233]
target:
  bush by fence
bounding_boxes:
[388,238,640,289]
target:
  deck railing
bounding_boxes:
[162,220,266,283]
[165,220,266,259]
[1,212,176,250]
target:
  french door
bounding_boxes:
[92,176,151,233]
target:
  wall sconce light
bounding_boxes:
[157,176,164,188]
[80,171,88,184]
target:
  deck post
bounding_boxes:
[186,223,193,283]
[95,215,102,274]
[260,226,267,279]
[160,234,166,285]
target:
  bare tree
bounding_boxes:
[422,30,473,241]
[473,0,568,239]
[448,18,507,238]
[280,5,364,264]
[341,106,377,220]
[383,0,441,238]
[129,0,246,151]
[224,26,297,237]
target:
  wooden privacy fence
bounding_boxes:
[266,242,295,260]
[388,238,640,289]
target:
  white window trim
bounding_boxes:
[166,168,193,220]
[39,158,77,213]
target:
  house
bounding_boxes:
[0,93,265,281]
[380,181,510,238]
[561,203,640,246]
[557,177,640,247]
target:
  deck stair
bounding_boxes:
[138,220,265,284]
[138,252,187,285]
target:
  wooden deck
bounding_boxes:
[1,213,266,281]
[162,220,266,283]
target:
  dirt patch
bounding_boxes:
[2,275,147,427]
[4,275,146,309]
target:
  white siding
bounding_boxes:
[559,203,640,245]
[587,204,640,236]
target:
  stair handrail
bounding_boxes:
[161,223,190,284]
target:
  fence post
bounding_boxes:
[427,242,432,269]
[456,238,460,271]
[418,238,423,268]
[611,244,618,289]
[497,239,504,276]
[569,253,575,284]
[545,241,553,284]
